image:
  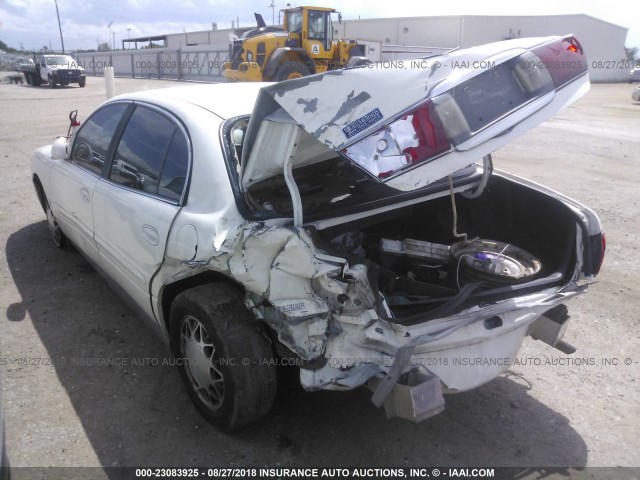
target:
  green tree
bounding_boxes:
[0,39,19,53]
[625,47,638,62]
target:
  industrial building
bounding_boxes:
[335,14,630,82]
[119,13,630,82]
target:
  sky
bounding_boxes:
[0,0,638,53]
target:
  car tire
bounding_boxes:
[46,199,67,249]
[48,75,56,88]
[170,283,277,431]
[275,62,309,81]
[79,78,86,88]
[35,178,69,249]
[32,74,41,87]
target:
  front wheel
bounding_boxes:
[79,78,86,88]
[274,62,309,81]
[48,75,56,88]
[170,283,277,431]
[46,200,67,249]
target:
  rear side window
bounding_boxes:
[110,106,189,202]
[71,103,128,175]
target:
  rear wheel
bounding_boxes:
[275,62,309,81]
[170,283,277,431]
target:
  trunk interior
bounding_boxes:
[315,174,578,322]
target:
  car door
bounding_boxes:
[49,102,130,261]
[306,9,333,58]
[39,57,48,80]
[92,103,190,320]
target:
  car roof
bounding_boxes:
[110,82,270,120]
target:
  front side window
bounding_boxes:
[110,106,189,202]
[71,103,128,175]
[286,11,302,33]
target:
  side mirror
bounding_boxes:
[51,137,69,160]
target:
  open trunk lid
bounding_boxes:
[240,34,589,203]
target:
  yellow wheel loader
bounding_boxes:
[222,6,369,82]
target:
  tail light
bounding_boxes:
[530,35,587,88]
[342,100,451,178]
[341,35,587,181]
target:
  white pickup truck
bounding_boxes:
[20,53,86,88]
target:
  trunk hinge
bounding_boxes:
[283,126,304,228]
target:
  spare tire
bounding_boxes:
[450,239,541,285]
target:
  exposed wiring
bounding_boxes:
[461,154,493,199]
[448,174,468,243]
[456,253,471,289]
[498,242,511,258]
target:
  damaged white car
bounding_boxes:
[31,35,605,430]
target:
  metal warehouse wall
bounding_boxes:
[459,15,628,82]
[337,16,462,48]
[335,14,629,82]
[166,29,244,49]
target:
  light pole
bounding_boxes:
[107,21,113,50]
[54,0,65,53]
[268,2,276,26]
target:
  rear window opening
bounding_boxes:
[244,154,479,220]
[224,117,478,221]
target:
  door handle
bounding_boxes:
[80,187,90,203]
[141,225,160,246]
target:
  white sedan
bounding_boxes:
[31,35,605,430]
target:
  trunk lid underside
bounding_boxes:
[240,34,589,204]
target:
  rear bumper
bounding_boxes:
[300,285,585,421]
[373,302,576,423]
